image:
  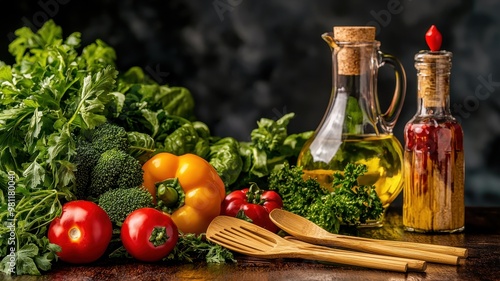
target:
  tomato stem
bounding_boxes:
[149,226,169,247]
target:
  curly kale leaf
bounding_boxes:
[268,163,383,234]
[268,162,328,218]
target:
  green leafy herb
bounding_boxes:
[0,20,119,275]
[232,113,313,189]
[268,162,383,233]
[0,188,64,275]
[166,233,235,264]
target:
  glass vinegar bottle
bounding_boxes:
[403,50,465,233]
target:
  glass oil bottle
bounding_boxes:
[297,26,407,225]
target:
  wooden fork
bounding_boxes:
[206,216,425,272]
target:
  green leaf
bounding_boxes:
[35,20,63,48]
[0,64,12,82]
[155,86,195,119]
[34,252,53,272]
[0,254,16,276]
[64,32,81,48]
[81,39,116,71]
[140,109,161,137]
[22,159,45,190]
[127,131,155,159]
[25,108,43,149]
[345,96,363,134]
[0,107,33,146]
[18,244,39,258]
[68,65,118,129]
[47,129,75,163]
[208,137,243,186]
[55,160,76,188]
[251,113,294,152]
[109,91,125,117]
[16,255,41,276]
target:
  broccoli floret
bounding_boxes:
[74,140,100,199]
[98,187,154,224]
[89,148,144,197]
[91,123,129,154]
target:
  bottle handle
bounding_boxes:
[378,52,407,133]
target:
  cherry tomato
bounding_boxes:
[121,208,179,262]
[48,200,113,264]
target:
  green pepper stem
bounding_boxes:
[247,182,263,204]
[156,178,186,213]
[157,184,179,206]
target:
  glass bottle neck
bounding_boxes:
[416,96,450,116]
[414,50,452,117]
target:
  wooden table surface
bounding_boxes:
[9,207,500,281]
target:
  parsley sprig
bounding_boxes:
[268,162,383,234]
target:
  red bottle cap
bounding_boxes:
[425,25,442,51]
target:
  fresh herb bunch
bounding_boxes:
[0,185,65,275]
[232,113,313,189]
[166,233,235,264]
[268,162,383,233]
[0,20,119,276]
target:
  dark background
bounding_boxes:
[2,0,499,206]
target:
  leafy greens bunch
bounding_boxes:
[112,67,313,189]
[0,20,122,275]
[0,20,313,276]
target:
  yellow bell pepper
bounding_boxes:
[142,152,225,235]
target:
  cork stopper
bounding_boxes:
[332,26,377,75]
[333,26,376,42]
[415,50,452,107]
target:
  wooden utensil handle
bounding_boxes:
[294,248,409,273]
[332,238,459,265]
[334,235,468,258]
[286,237,426,272]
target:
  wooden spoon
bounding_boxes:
[206,215,411,272]
[269,209,467,263]
[284,236,426,272]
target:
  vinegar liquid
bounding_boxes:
[297,134,404,208]
[403,120,465,233]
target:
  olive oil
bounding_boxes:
[298,134,404,208]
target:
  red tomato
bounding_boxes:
[121,208,179,262]
[48,200,113,264]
